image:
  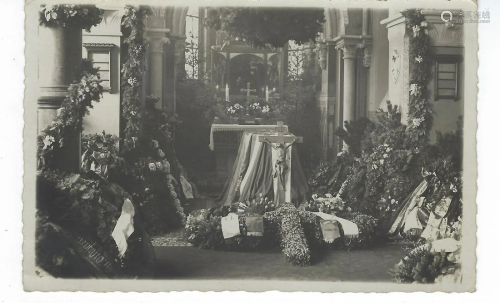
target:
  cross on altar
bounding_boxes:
[240,82,257,98]
[240,82,257,116]
[259,121,303,205]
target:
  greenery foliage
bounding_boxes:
[38,59,104,170]
[175,79,216,173]
[185,203,379,266]
[204,7,325,48]
[37,171,156,278]
[401,9,433,145]
[39,4,103,32]
[119,7,187,235]
[121,6,149,152]
[308,9,463,245]
[390,244,451,283]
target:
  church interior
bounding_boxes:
[31,4,468,284]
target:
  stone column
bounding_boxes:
[335,36,372,127]
[173,37,186,114]
[317,41,337,160]
[163,36,186,113]
[38,25,83,172]
[38,25,82,132]
[146,29,170,109]
[336,41,358,126]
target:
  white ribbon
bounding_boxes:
[313,212,359,238]
[221,213,241,239]
[111,198,135,258]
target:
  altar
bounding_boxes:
[209,123,289,180]
[211,122,310,206]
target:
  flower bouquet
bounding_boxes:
[248,101,271,118]
[302,193,346,214]
[238,195,276,215]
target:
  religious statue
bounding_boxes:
[259,122,302,195]
[263,139,297,190]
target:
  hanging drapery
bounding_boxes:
[215,131,309,206]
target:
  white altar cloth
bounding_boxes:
[209,124,289,151]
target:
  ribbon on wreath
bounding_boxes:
[420,196,453,241]
[221,213,241,239]
[313,212,359,238]
[246,216,264,236]
[319,219,341,243]
[111,198,135,258]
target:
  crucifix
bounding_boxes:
[259,121,303,205]
[240,82,257,116]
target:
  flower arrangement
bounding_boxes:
[214,94,281,124]
[184,201,383,265]
[81,131,124,179]
[248,101,271,117]
[118,7,186,235]
[302,193,346,214]
[390,243,452,284]
[185,208,267,251]
[275,204,311,266]
[342,212,379,249]
[38,59,104,170]
[308,154,353,195]
[236,194,276,215]
[36,170,156,278]
[117,138,185,235]
[225,103,246,118]
[39,4,103,32]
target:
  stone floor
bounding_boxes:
[150,194,407,281]
[153,244,407,281]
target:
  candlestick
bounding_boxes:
[225,84,229,102]
[266,85,269,102]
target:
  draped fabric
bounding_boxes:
[215,132,253,206]
[386,180,428,237]
[216,131,309,207]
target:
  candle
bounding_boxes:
[225,84,229,102]
[266,85,269,102]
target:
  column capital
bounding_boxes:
[146,28,171,53]
[316,40,328,69]
[334,35,372,66]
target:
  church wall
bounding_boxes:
[423,12,465,141]
[82,35,121,138]
[367,9,389,119]
[380,14,408,116]
[381,11,464,142]
[345,9,363,35]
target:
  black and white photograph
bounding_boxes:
[22,0,479,292]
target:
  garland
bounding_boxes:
[39,4,103,32]
[120,7,186,233]
[121,5,149,151]
[401,9,433,145]
[38,59,104,170]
